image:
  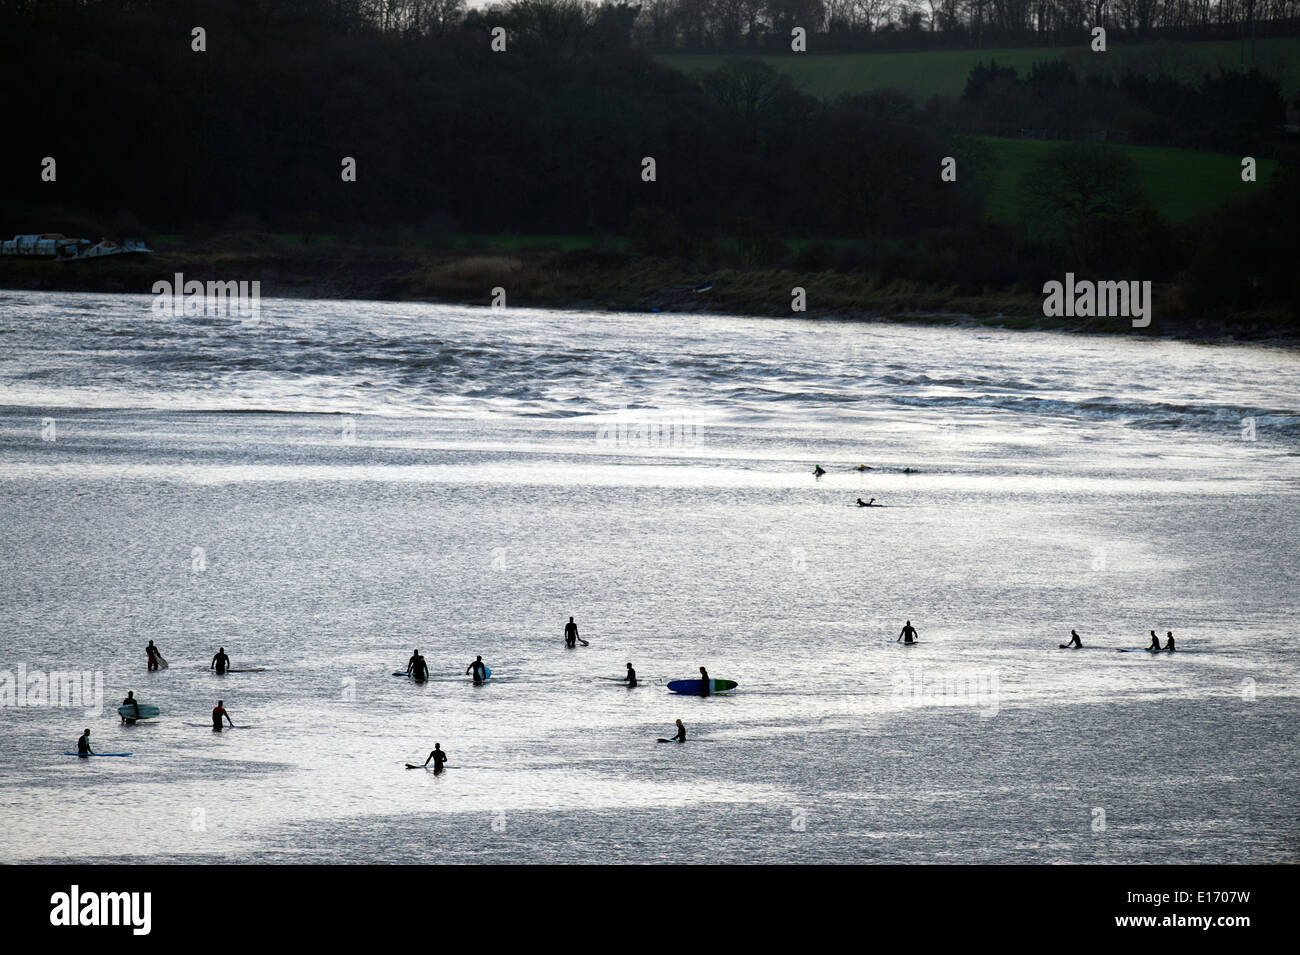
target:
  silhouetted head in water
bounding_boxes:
[217,700,223,706]
[569,617,575,623]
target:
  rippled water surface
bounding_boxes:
[0,291,1296,863]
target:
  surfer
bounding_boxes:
[77,729,94,756]
[902,468,919,474]
[1164,631,1176,652]
[212,699,234,731]
[1063,630,1083,648]
[625,662,638,687]
[423,743,448,773]
[465,656,488,684]
[564,617,579,648]
[671,719,686,742]
[120,691,141,722]
[856,498,876,507]
[897,620,919,644]
[146,640,162,671]
[211,647,230,675]
[813,465,826,478]
[856,464,872,471]
[698,666,711,697]
[1147,630,1162,652]
[407,650,428,681]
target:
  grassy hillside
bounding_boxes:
[970,136,1278,223]
[658,37,1300,102]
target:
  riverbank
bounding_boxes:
[1,236,1294,343]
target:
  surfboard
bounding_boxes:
[472,666,492,682]
[226,668,265,673]
[1117,648,1164,653]
[153,650,168,670]
[666,679,737,694]
[64,752,131,757]
[117,704,160,720]
[184,722,252,728]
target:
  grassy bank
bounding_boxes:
[0,236,1293,341]
[658,37,1300,102]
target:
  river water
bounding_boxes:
[0,290,1296,863]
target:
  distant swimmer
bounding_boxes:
[146,640,163,671]
[212,699,234,731]
[1164,631,1176,652]
[658,719,686,743]
[1061,630,1083,649]
[813,465,826,477]
[902,468,919,474]
[564,617,587,647]
[120,691,141,722]
[625,662,638,687]
[856,464,872,471]
[466,656,488,684]
[423,743,448,773]
[1147,630,1162,652]
[897,620,919,644]
[76,729,94,756]
[211,647,230,675]
[698,666,711,697]
[856,498,876,507]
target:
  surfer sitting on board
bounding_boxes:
[211,647,230,675]
[121,691,141,722]
[564,617,580,648]
[698,666,711,697]
[466,656,488,684]
[212,700,234,731]
[1147,630,1161,651]
[625,662,638,687]
[77,729,94,756]
[1062,630,1083,648]
[856,498,876,507]
[423,743,448,773]
[1164,631,1176,652]
[658,719,686,743]
[897,621,919,644]
[146,640,162,671]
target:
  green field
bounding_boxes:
[658,37,1300,102]
[971,136,1277,223]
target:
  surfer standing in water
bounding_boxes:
[121,691,141,722]
[698,666,711,697]
[407,650,428,681]
[897,621,919,644]
[564,617,581,647]
[212,700,234,731]
[625,662,638,687]
[146,640,162,671]
[77,729,94,756]
[211,647,230,675]
[466,656,488,684]
[423,743,448,773]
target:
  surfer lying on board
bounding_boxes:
[466,656,488,684]
[1147,631,1162,651]
[77,729,94,756]
[423,743,448,773]
[897,621,919,644]
[856,498,876,507]
[1062,630,1083,648]
[625,663,638,687]
[1164,631,1176,651]
[212,700,234,731]
[211,647,230,674]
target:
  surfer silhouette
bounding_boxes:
[466,656,487,684]
[698,666,711,697]
[813,465,826,478]
[564,617,580,648]
[211,647,230,674]
[1063,630,1083,648]
[212,700,233,731]
[423,743,448,773]
[121,691,141,722]
[856,498,876,507]
[407,650,428,681]
[897,621,918,644]
[1164,631,1176,652]
[658,719,686,743]
[625,662,637,687]
[1148,630,1161,651]
[146,640,162,671]
[77,729,93,756]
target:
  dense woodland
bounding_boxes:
[0,0,1296,321]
